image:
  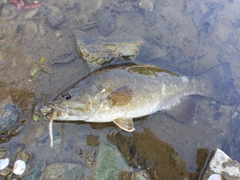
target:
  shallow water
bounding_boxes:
[0,0,240,179]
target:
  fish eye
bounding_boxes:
[63,94,72,100]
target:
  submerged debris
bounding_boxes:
[30,57,47,78]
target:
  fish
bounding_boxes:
[45,62,239,147]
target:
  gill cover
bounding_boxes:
[51,83,106,120]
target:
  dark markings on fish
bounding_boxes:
[108,86,133,106]
[127,65,179,77]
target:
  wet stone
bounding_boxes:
[39,162,86,180]
[95,142,129,179]
[0,166,12,177]
[47,6,65,29]
[23,161,45,180]
[0,103,21,134]
[74,30,141,69]
[24,8,39,19]
[97,10,116,36]
[14,151,32,163]
[37,132,61,147]
[139,0,154,12]
[0,4,16,19]
[0,149,7,159]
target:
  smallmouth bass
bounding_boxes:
[43,63,239,147]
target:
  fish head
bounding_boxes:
[48,83,107,121]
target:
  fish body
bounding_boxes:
[48,63,239,132]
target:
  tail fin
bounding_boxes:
[195,63,239,105]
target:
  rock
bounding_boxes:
[21,21,39,45]
[13,160,26,175]
[208,174,221,180]
[74,30,141,69]
[14,151,32,163]
[39,163,86,180]
[97,10,116,36]
[94,142,129,180]
[0,103,21,134]
[24,8,39,19]
[23,161,45,180]
[0,158,9,170]
[0,4,16,19]
[47,6,65,29]
[0,149,7,159]
[199,148,240,180]
[139,0,154,12]
[0,166,12,177]
[133,171,150,180]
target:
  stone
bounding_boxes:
[0,103,21,134]
[199,148,240,180]
[97,11,116,36]
[23,161,45,180]
[94,142,129,180]
[39,162,85,180]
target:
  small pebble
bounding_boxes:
[208,174,222,180]
[0,158,9,170]
[13,160,26,175]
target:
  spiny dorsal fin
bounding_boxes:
[164,96,196,122]
[113,118,135,132]
[108,86,133,106]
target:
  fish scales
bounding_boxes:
[67,66,188,120]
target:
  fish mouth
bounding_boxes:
[47,102,68,117]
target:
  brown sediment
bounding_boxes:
[107,128,191,180]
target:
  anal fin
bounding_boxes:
[113,118,135,132]
[164,96,196,122]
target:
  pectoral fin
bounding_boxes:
[164,96,196,122]
[113,118,135,132]
[108,86,133,106]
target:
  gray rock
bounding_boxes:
[23,161,45,180]
[24,8,39,19]
[39,162,85,180]
[97,11,116,36]
[0,4,16,18]
[95,142,129,180]
[199,148,240,180]
[0,104,21,134]
[74,30,140,69]
[47,6,65,29]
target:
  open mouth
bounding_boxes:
[48,102,68,114]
